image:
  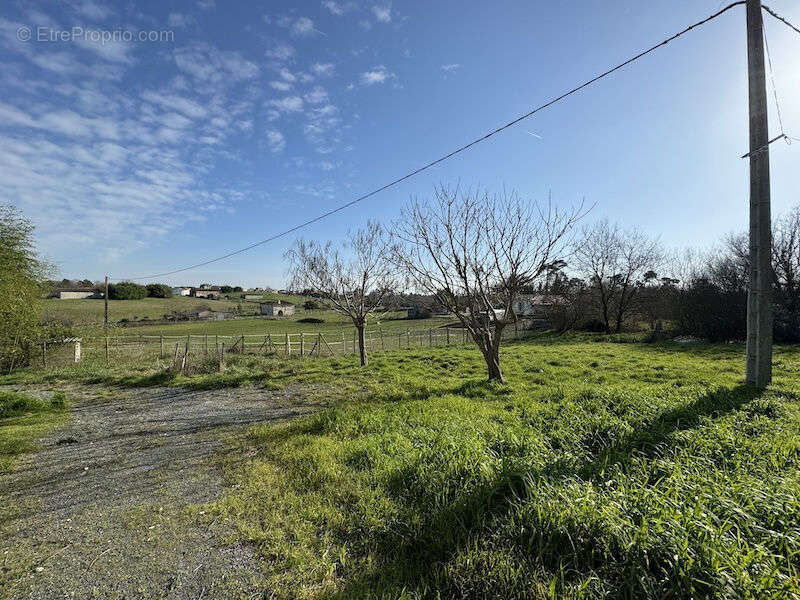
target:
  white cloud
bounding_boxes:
[74,0,112,21]
[197,0,215,9]
[269,96,304,113]
[303,86,328,105]
[372,5,392,22]
[266,43,295,62]
[141,90,208,119]
[311,62,334,77]
[269,81,292,91]
[441,63,461,72]
[322,1,345,15]
[74,37,134,64]
[266,129,286,153]
[360,65,394,85]
[167,13,194,27]
[174,44,259,84]
[291,17,315,36]
[279,67,296,82]
[321,160,337,170]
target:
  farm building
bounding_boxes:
[171,287,191,296]
[193,286,221,299]
[260,300,295,317]
[512,294,562,317]
[54,288,101,299]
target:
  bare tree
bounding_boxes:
[573,220,663,333]
[287,222,395,366]
[393,186,582,382]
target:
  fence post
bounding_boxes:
[181,342,188,374]
[446,327,450,345]
[105,337,109,365]
[300,333,304,356]
[42,341,47,368]
[286,333,290,355]
[317,332,322,356]
[74,340,81,363]
[241,334,246,354]
[160,334,164,359]
[219,342,226,372]
[407,329,410,348]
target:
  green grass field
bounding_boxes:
[0,391,68,474]
[202,339,800,599]
[41,296,451,339]
[5,335,800,598]
[42,296,254,326]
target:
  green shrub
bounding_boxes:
[145,283,173,298]
[0,205,49,370]
[0,390,67,418]
[108,281,147,300]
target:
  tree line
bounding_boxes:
[288,188,800,382]
[2,193,799,378]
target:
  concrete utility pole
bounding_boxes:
[745,0,772,387]
[104,275,109,330]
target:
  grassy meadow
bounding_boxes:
[206,339,800,599]
[41,295,451,339]
[0,390,68,474]
[4,334,800,598]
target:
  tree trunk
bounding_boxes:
[484,346,505,382]
[356,324,367,366]
[482,328,505,383]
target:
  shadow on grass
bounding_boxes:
[318,383,768,599]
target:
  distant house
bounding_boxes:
[55,288,100,300]
[512,294,562,317]
[193,286,221,299]
[171,287,191,297]
[259,300,295,317]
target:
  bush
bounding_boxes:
[578,318,608,333]
[220,285,233,294]
[146,283,173,298]
[303,300,320,310]
[108,281,147,300]
[676,279,747,342]
[233,286,243,292]
[0,205,48,370]
[297,317,324,324]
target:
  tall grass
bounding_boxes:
[209,340,800,599]
[0,390,68,473]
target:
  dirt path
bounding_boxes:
[1,384,320,599]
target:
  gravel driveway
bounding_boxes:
[1,384,320,599]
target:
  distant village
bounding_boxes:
[46,279,560,326]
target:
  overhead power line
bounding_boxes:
[118,1,748,282]
[762,4,800,35]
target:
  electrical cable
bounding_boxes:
[115,1,748,281]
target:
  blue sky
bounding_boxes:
[1,0,798,288]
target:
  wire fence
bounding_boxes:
[25,324,541,371]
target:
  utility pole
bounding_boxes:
[104,275,109,330]
[745,0,772,387]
